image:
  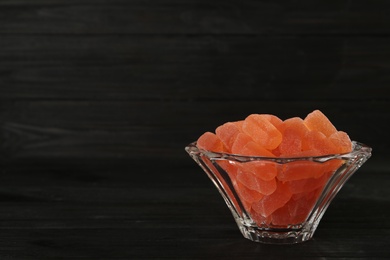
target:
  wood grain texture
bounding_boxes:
[0,0,389,35]
[0,35,389,101]
[0,1,388,164]
[0,100,387,162]
[0,161,387,259]
[0,1,389,258]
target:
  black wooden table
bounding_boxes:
[1,1,390,259]
[0,156,388,259]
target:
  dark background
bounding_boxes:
[0,1,389,259]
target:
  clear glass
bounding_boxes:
[185,141,372,244]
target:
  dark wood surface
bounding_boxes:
[0,1,389,259]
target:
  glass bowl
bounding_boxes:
[185,141,372,244]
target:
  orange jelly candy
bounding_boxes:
[239,161,278,181]
[195,109,354,226]
[216,122,242,152]
[251,181,292,217]
[329,131,353,154]
[237,169,277,195]
[197,132,224,152]
[303,109,337,137]
[242,114,283,150]
[278,117,310,156]
[301,130,338,156]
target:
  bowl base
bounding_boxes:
[237,221,314,244]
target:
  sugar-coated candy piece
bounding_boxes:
[216,122,242,152]
[322,159,344,176]
[196,132,224,152]
[262,114,284,132]
[251,181,292,217]
[278,117,310,156]
[277,161,325,181]
[237,169,277,195]
[288,187,322,224]
[233,120,244,130]
[240,141,276,157]
[250,208,272,226]
[239,161,278,181]
[231,133,275,157]
[231,133,252,154]
[304,110,337,137]
[269,203,291,226]
[235,180,264,212]
[301,130,337,155]
[280,117,308,135]
[285,171,330,194]
[217,160,239,181]
[329,131,352,154]
[272,187,321,225]
[242,114,283,150]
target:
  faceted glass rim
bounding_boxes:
[185,141,372,164]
